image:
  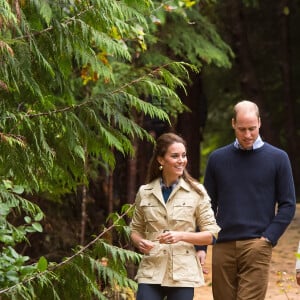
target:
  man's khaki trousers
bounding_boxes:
[212,239,272,300]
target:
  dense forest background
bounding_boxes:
[0,0,299,299]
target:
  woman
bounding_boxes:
[130,132,220,300]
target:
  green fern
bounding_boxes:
[0,204,140,300]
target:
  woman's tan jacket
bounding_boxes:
[130,178,220,287]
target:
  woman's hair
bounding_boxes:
[146,132,203,196]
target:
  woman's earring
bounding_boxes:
[159,165,163,171]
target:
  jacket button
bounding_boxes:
[186,250,189,254]
[163,250,167,254]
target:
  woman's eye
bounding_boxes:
[170,154,186,159]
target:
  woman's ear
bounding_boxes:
[157,157,163,166]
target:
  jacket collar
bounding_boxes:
[146,177,191,204]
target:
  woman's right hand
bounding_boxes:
[138,239,155,254]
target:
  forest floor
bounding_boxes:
[194,203,300,300]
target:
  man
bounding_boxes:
[204,100,296,300]
[296,241,300,286]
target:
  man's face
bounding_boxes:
[232,112,261,150]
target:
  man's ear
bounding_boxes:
[258,117,261,128]
[231,118,236,129]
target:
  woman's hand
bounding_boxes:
[138,239,155,254]
[158,231,180,244]
[157,230,214,246]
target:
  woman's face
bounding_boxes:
[157,142,187,183]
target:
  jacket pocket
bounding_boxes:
[136,246,162,278]
[140,199,161,222]
[172,247,201,282]
[173,198,195,222]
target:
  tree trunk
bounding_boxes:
[80,184,87,245]
[80,149,88,245]
[126,139,138,204]
[278,0,299,189]
[107,171,114,214]
[225,0,277,144]
[176,72,207,179]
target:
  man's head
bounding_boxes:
[232,100,261,150]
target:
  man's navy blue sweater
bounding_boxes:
[204,142,296,246]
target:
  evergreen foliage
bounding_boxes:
[0,204,139,299]
[0,0,233,298]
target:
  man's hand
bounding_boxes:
[196,250,209,274]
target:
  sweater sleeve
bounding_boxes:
[262,151,296,246]
[203,155,218,214]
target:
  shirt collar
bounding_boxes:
[160,177,179,190]
[234,135,264,150]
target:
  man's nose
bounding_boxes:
[244,130,251,137]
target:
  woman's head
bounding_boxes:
[147,133,187,184]
[146,132,203,196]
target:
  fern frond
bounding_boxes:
[1,204,140,300]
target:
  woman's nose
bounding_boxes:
[178,156,186,162]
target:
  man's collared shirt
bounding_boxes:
[234,135,264,150]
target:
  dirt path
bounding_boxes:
[194,204,300,300]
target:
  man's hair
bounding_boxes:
[233,100,260,121]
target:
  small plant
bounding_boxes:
[276,270,295,300]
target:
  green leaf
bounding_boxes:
[6,270,20,283]
[7,246,20,259]
[74,145,86,161]
[40,1,52,26]
[34,212,44,222]
[24,216,32,224]
[0,203,10,216]
[2,180,13,190]
[12,185,25,194]
[20,264,37,276]
[31,222,43,233]
[37,256,48,272]
[0,235,14,244]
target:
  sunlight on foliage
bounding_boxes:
[276,271,295,299]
